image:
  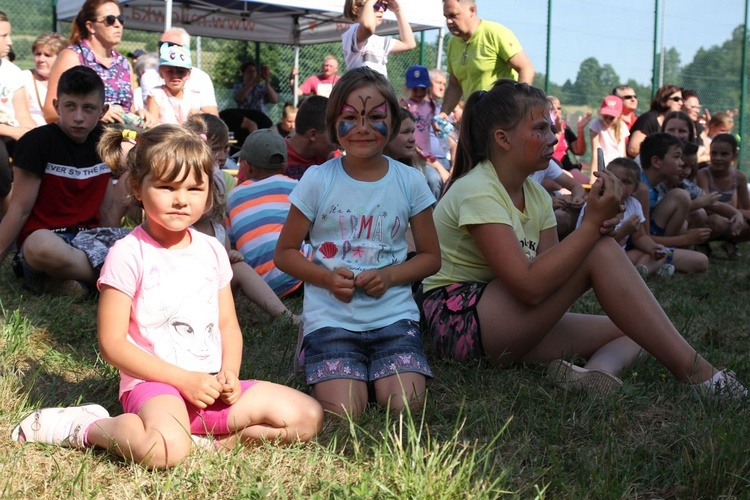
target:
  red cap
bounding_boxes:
[600,95,623,117]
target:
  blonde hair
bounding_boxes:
[32,32,68,55]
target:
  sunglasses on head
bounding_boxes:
[621,94,637,100]
[95,14,125,27]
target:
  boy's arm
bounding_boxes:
[0,168,41,263]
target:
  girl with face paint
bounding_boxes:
[275,67,441,418]
[419,78,747,400]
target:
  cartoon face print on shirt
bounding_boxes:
[337,85,389,159]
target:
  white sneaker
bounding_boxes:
[657,263,675,277]
[11,404,109,449]
[696,370,748,399]
[191,435,217,451]
[547,359,623,396]
[635,264,649,280]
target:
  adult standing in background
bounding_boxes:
[438,0,535,118]
[290,55,341,98]
[626,84,682,159]
[42,0,154,126]
[21,33,68,127]
[140,27,219,117]
[613,85,638,130]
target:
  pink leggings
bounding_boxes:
[121,380,257,435]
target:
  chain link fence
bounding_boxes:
[5,0,749,170]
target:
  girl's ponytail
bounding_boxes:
[97,126,138,177]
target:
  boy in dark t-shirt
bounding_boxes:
[0,66,118,295]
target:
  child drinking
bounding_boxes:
[420,79,746,398]
[13,124,323,469]
[696,133,750,258]
[589,95,629,183]
[275,67,441,417]
[146,42,206,125]
[341,0,416,77]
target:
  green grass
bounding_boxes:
[2,244,750,498]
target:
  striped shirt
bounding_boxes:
[226,174,311,297]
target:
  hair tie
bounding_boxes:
[478,90,487,99]
[199,133,207,142]
[122,129,137,144]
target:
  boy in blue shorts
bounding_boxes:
[636,133,711,252]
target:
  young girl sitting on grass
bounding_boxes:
[420,79,746,398]
[275,67,441,417]
[12,124,323,469]
[696,133,750,258]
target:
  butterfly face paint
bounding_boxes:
[337,89,389,140]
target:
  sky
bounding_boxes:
[466,0,747,86]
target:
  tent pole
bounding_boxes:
[165,0,173,30]
[436,27,444,70]
[293,46,300,107]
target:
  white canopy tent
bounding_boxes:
[56,0,445,45]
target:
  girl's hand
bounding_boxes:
[584,170,622,229]
[326,267,355,303]
[696,191,721,208]
[577,111,592,129]
[217,370,242,406]
[136,108,157,129]
[651,244,668,260]
[729,214,745,236]
[552,196,568,210]
[619,213,641,236]
[684,227,712,245]
[388,0,401,13]
[568,196,585,210]
[179,371,222,409]
[228,249,245,264]
[354,268,392,298]
[101,104,124,124]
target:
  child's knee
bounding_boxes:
[663,188,691,209]
[131,432,192,469]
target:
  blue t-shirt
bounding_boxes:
[289,157,435,335]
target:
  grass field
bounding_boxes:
[2,242,749,498]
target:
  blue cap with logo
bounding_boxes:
[405,65,430,89]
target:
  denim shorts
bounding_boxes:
[302,319,433,385]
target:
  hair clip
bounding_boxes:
[122,129,138,144]
[478,90,487,100]
[199,133,208,142]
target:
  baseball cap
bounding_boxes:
[405,65,430,89]
[158,42,191,69]
[600,95,623,117]
[128,49,145,58]
[234,129,287,169]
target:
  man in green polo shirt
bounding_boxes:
[439,0,535,118]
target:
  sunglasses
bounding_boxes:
[621,94,637,100]
[373,1,388,11]
[94,14,125,27]
[668,96,683,103]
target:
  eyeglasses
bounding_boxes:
[621,94,637,100]
[94,14,125,27]
[668,96,683,103]
[373,1,388,11]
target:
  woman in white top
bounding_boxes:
[21,33,67,127]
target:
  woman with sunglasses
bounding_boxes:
[341,0,416,77]
[42,0,155,127]
[626,85,683,159]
